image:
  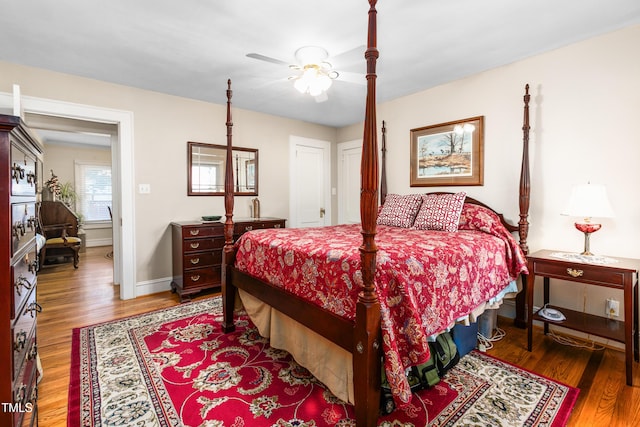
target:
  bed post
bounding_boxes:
[222,79,236,333]
[514,83,531,328]
[354,1,382,425]
[380,120,387,205]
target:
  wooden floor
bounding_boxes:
[36,246,639,426]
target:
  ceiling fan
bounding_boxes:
[247,45,365,102]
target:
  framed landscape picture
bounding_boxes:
[410,116,484,187]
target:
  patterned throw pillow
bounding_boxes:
[377,194,423,228]
[413,192,467,232]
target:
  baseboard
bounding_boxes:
[86,238,113,247]
[136,276,172,296]
[498,298,516,319]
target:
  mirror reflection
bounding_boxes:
[188,141,258,196]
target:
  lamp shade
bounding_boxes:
[561,183,614,219]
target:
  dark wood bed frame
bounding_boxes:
[220,1,531,425]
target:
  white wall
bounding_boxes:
[339,24,640,336]
[0,61,337,291]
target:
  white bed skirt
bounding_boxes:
[239,289,355,403]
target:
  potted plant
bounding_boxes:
[59,181,78,209]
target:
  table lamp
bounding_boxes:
[562,183,614,255]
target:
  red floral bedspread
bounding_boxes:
[234,204,528,406]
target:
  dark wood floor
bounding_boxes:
[36,246,639,426]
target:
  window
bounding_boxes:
[191,163,220,192]
[74,162,112,222]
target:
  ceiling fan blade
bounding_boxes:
[246,53,290,66]
[336,71,366,85]
[328,45,366,66]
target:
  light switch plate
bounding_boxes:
[138,183,151,194]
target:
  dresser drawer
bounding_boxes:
[12,247,38,319]
[183,250,222,270]
[12,290,39,381]
[13,343,37,427]
[182,225,223,239]
[532,260,626,287]
[11,144,37,197]
[182,236,225,253]
[234,219,285,235]
[183,266,222,289]
[11,203,36,256]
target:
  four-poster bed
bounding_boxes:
[220,2,531,425]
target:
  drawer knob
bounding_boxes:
[26,302,43,318]
[14,331,27,350]
[274,224,281,228]
[15,276,33,296]
[28,342,38,360]
[190,229,200,236]
[15,384,27,405]
[190,275,200,282]
[12,162,25,183]
[190,242,200,249]
[245,225,253,231]
[566,268,584,278]
[190,258,200,265]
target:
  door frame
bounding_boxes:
[2,92,136,300]
[289,136,332,228]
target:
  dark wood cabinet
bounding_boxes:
[170,217,285,302]
[1,114,43,427]
[232,217,286,240]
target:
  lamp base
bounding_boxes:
[575,222,602,256]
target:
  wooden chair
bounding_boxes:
[37,201,82,268]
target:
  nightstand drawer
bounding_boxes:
[532,260,625,287]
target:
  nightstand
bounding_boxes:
[526,249,640,386]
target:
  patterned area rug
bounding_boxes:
[68,297,578,426]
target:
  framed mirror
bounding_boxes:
[188,141,258,196]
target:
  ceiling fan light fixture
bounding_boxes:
[309,75,332,96]
[293,65,333,96]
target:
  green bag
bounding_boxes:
[380,331,460,415]
[416,331,459,388]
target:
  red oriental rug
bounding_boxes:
[68,297,578,426]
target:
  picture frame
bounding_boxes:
[410,116,484,187]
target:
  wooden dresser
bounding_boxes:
[1,114,43,427]
[171,217,286,302]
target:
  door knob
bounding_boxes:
[320,208,326,218]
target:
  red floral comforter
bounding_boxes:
[234,204,528,406]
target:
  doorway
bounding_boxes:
[289,136,332,228]
[27,113,115,273]
[12,94,136,299]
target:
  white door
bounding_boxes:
[338,140,362,224]
[290,136,331,228]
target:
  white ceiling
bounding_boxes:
[2,0,640,128]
